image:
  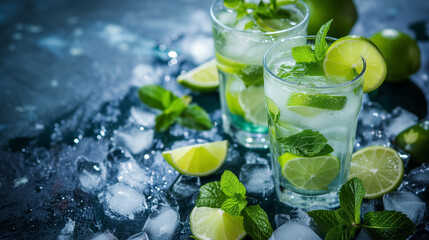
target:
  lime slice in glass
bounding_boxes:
[323,35,387,93]
[349,146,403,199]
[225,77,246,116]
[177,59,219,92]
[278,152,340,190]
[162,141,228,177]
[238,85,267,125]
[287,92,347,117]
[215,52,247,74]
[190,207,246,240]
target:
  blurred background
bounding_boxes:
[0,0,428,239]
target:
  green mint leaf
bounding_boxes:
[221,170,246,197]
[307,209,340,235]
[155,97,187,132]
[236,4,249,20]
[242,205,273,240]
[325,223,357,240]
[244,20,254,30]
[363,211,415,240]
[278,129,329,156]
[314,19,333,61]
[339,177,365,224]
[292,46,316,63]
[196,181,227,208]
[277,62,323,78]
[138,84,178,110]
[177,104,212,131]
[223,0,242,9]
[238,65,264,87]
[221,197,247,216]
[318,144,334,155]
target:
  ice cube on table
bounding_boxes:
[142,204,180,240]
[170,175,200,200]
[360,200,378,219]
[402,163,429,197]
[129,107,156,128]
[89,230,118,240]
[126,232,149,240]
[99,182,147,220]
[106,147,133,165]
[274,214,291,229]
[383,191,426,224]
[384,107,418,137]
[358,102,389,128]
[117,159,151,191]
[244,151,268,165]
[289,208,311,226]
[269,221,321,240]
[77,156,107,194]
[239,164,274,196]
[58,218,75,240]
[113,126,154,154]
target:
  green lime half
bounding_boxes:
[190,207,246,240]
[349,146,403,199]
[394,120,429,164]
[238,85,267,125]
[278,152,340,190]
[287,92,347,114]
[162,141,228,177]
[177,59,219,92]
[323,35,387,93]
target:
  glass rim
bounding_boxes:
[209,0,309,36]
[263,35,367,89]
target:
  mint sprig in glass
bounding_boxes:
[210,0,309,148]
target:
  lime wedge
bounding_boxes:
[162,141,228,177]
[215,52,247,74]
[238,85,267,125]
[278,152,340,190]
[266,97,280,122]
[225,77,246,116]
[349,146,403,199]
[177,59,219,92]
[323,35,387,93]
[190,207,246,240]
[287,92,347,113]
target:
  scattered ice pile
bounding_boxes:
[239,164,274,196]
[383,191,426,224]
[126,232,149,240]
[274,214,291,229]
[77,156,107,194]
[113,125,154,154]
[117,158,151,191]
[244,151,268,164]
[269,220,321,240]
[383,107,418,138]
[58,218,76,240]
[98,182,148,220]
[274,208,312,229]
[170,175,201,200]
[402,163,429,197]
[355,102,390,149]
[89,230,118,240]
[142,204,180,240]
[129,106,157,128]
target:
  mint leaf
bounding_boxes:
[318,144,334,155]
[196,181,227,208]
[155,97,187,132]
[244,20,254,30]
[223,0,242,9]
[277,62,323,78]
[221,170,246,197]
[242,205,273,240]
[292,46,316,63]
[177,104,212,130]
[363,211,415,240]
[278,130,329,156]
[221,197,247,216]
[238,65,264,87]
[325,223,357,240]
[138,84,177,110]
[339,177,365,223]
[307,209,340,235]
[314,19,333,61]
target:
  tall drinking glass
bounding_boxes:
[210,0,309,148]
[263,36,365,209]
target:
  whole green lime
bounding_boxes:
[394,120,429,163]
[370,29,421,82]
[303,0,357,38]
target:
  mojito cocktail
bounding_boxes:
[263,35,367,209]
[210,0,309,148]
